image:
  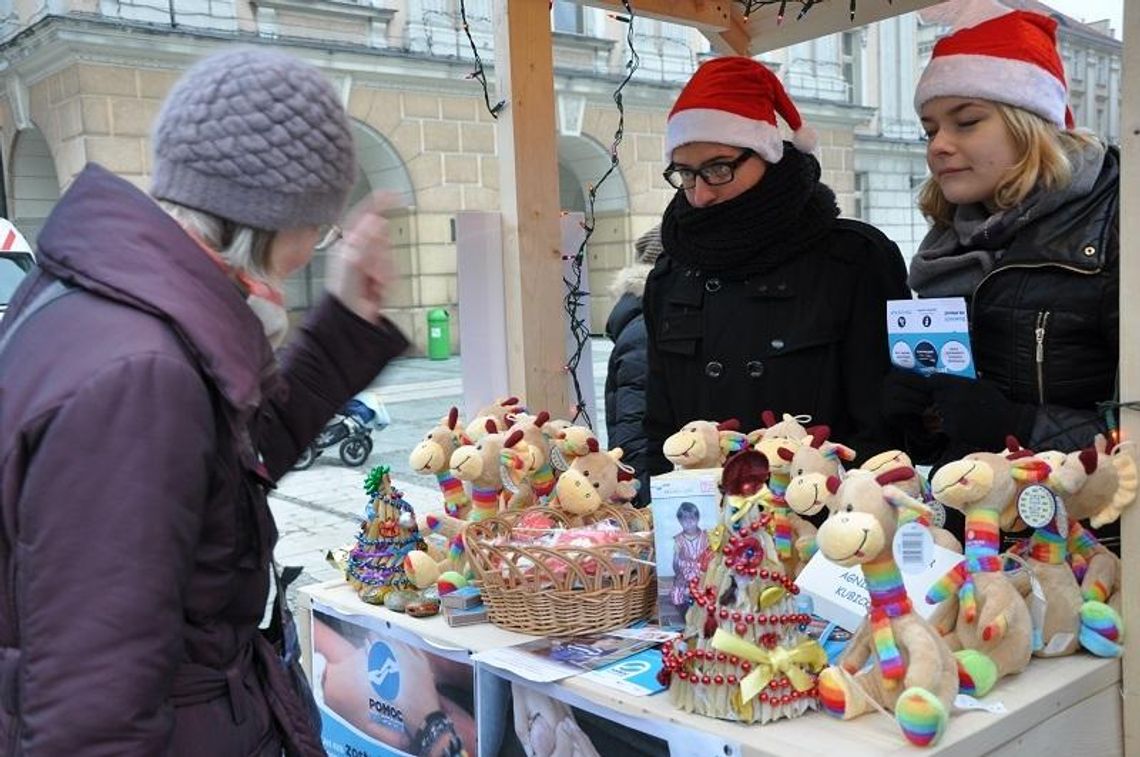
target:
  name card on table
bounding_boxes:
[794,542,963,633]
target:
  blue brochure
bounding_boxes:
[886,297,976,378]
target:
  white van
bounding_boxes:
[1,219,35,322]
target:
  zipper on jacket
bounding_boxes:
[1034,310,1050,405]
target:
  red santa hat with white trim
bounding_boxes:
[914,0,1073,129]
[664,56,817,165]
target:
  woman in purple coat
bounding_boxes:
[0,50,408,755]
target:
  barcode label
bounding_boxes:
[893,522,934,574]
[900,532,924,566]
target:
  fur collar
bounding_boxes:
[610,263,653,299]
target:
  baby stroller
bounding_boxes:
[292,391,390,470]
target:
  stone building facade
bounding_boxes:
[1,1,1119,351]
[0,1,871,353]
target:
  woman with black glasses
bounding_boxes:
[642,56,910,478]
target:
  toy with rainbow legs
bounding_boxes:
[923,450,1044,696]
[859,450,963,554]
[748,416,818,577]
[1006,435,1139,657]
[500,411,559,505]
[463,395,525,443]
[782,425,856,565]
[662,418,750,470]
[549,438,639,517]
[814,468,958,747]
[450,418,516,520]
[408,406,471,519]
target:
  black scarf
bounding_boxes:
[661,144,840,276]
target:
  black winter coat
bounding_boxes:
[0,165,409,755]
[605,266,651,501]
[643,219,911,475]
[971,146,1118,451]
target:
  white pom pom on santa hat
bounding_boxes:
[664,56,817,165]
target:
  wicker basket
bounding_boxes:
[464,506,656,636]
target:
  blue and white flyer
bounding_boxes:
[887,297,976,378]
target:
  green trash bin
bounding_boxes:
[426,308,451,360]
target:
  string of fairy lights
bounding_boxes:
[457,1,505,118]
[737,0,869,22]
[559,0,641,427]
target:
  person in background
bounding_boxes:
[643,56,910,478]
[603,224,662,504]
[0,49,408,755]
[883,3,1119,544]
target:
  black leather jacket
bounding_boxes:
[970,145,1119,452]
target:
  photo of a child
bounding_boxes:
[670,501,709,615]
[650,470,721,628]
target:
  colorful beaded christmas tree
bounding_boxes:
[662,449,827,723]
[346,465,427,604]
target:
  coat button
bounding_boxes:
[746,360,765,378]
[770,338,785,350]
[705,361,724,378]
[757,284,769,293]
[777,282,787,292]
[705,278,722,293]
[1083,245,1097,257]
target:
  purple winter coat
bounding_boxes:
[0,164,409,755]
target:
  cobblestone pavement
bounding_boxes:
[270,338,613,600]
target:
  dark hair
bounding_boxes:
[676,501,700,521]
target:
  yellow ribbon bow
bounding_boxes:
[727,487,774,525]
[711,629,827,704]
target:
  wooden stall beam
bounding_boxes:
[1120,2,1140,753]
[491,0,570,417]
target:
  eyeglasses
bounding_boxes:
[315,224,342,251]
[663,149,755,190]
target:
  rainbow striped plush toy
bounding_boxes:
[814,469,958,747]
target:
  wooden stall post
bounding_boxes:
[490,0,570,417]
[1120,3,1140,753]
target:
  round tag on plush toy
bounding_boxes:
[499,461,521,494]
[1017,485,1056,529]
[550,445,569,473]
[893,521,934,574]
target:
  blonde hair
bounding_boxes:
[917,102,1099,228]
[157,200,275,281]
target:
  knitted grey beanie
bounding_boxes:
[634,223,663,265]
[151,48,356,231]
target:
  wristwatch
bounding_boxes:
[412,710,466,757]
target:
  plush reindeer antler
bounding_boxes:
[1079,446,1099,475]
[810,425,830,449]
[447,406,460,430]
[717,418,741,432]
[762,410,778,428]
[876,466,916,487]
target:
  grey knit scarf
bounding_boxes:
[908,139,1107,297]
